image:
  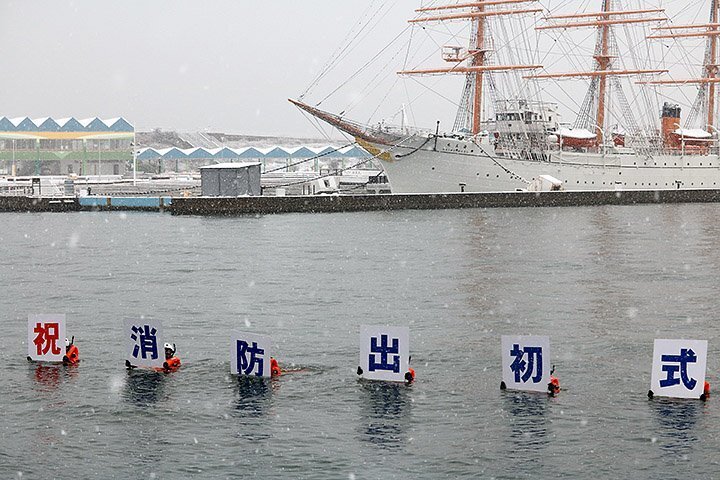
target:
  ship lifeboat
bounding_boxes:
[664,128,712,154]
[671,128,712,147]
[557,128,596,149]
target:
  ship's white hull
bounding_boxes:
[375,136,720,193]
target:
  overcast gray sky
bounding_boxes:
[0,0,410,137]
[0,1,710,137]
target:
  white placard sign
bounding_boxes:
[231,332,273,378]
[501,335,551,393]
[650,339,707,399]
[124,319,165,369]
[359,325,409,382]
[28,314,66,362]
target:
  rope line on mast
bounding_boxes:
[301,0,398,101]
[408,76,465,109]
[262,142,358,174]
[470,138,531,185]
[315,25,413,107]
[297,109,342,144]
[271,133,418,188]
[394,136,432,157]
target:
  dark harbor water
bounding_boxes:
[2,204,720,479]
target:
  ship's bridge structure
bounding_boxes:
[0,116,134,176]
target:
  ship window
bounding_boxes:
[700,163,703,166]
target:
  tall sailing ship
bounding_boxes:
[292,1,720,193]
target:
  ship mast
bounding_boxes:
[643,1,720,133]
[399,0,543,135]
[596,0,612,146]
[528,2,666,146]
[711,3,718,130]
[473,2,485,135]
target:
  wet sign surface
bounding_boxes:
[231,332,273,378]
[650,339,707,399]
[124,319,165,369]
[28,314,66,362]
[501,335,550,393]
[359,325,409,382]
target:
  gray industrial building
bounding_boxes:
[200,162,261,196]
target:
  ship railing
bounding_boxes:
[497,148,551,162]
[494,99,558,114]
[0,177,69,197]
[494,141,544,161]
[365,123,435,138]
[0,183,33,196]
[657,147,717,157]
[542,137,720,158]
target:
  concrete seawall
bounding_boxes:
[0,196,173,213]
[3,189,720,215]
[0,196,79,213]
[169,189,720,215]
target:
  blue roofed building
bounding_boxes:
[131,143,374,173]
[263,147,292,158]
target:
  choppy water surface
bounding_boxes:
[2,205,720,478]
